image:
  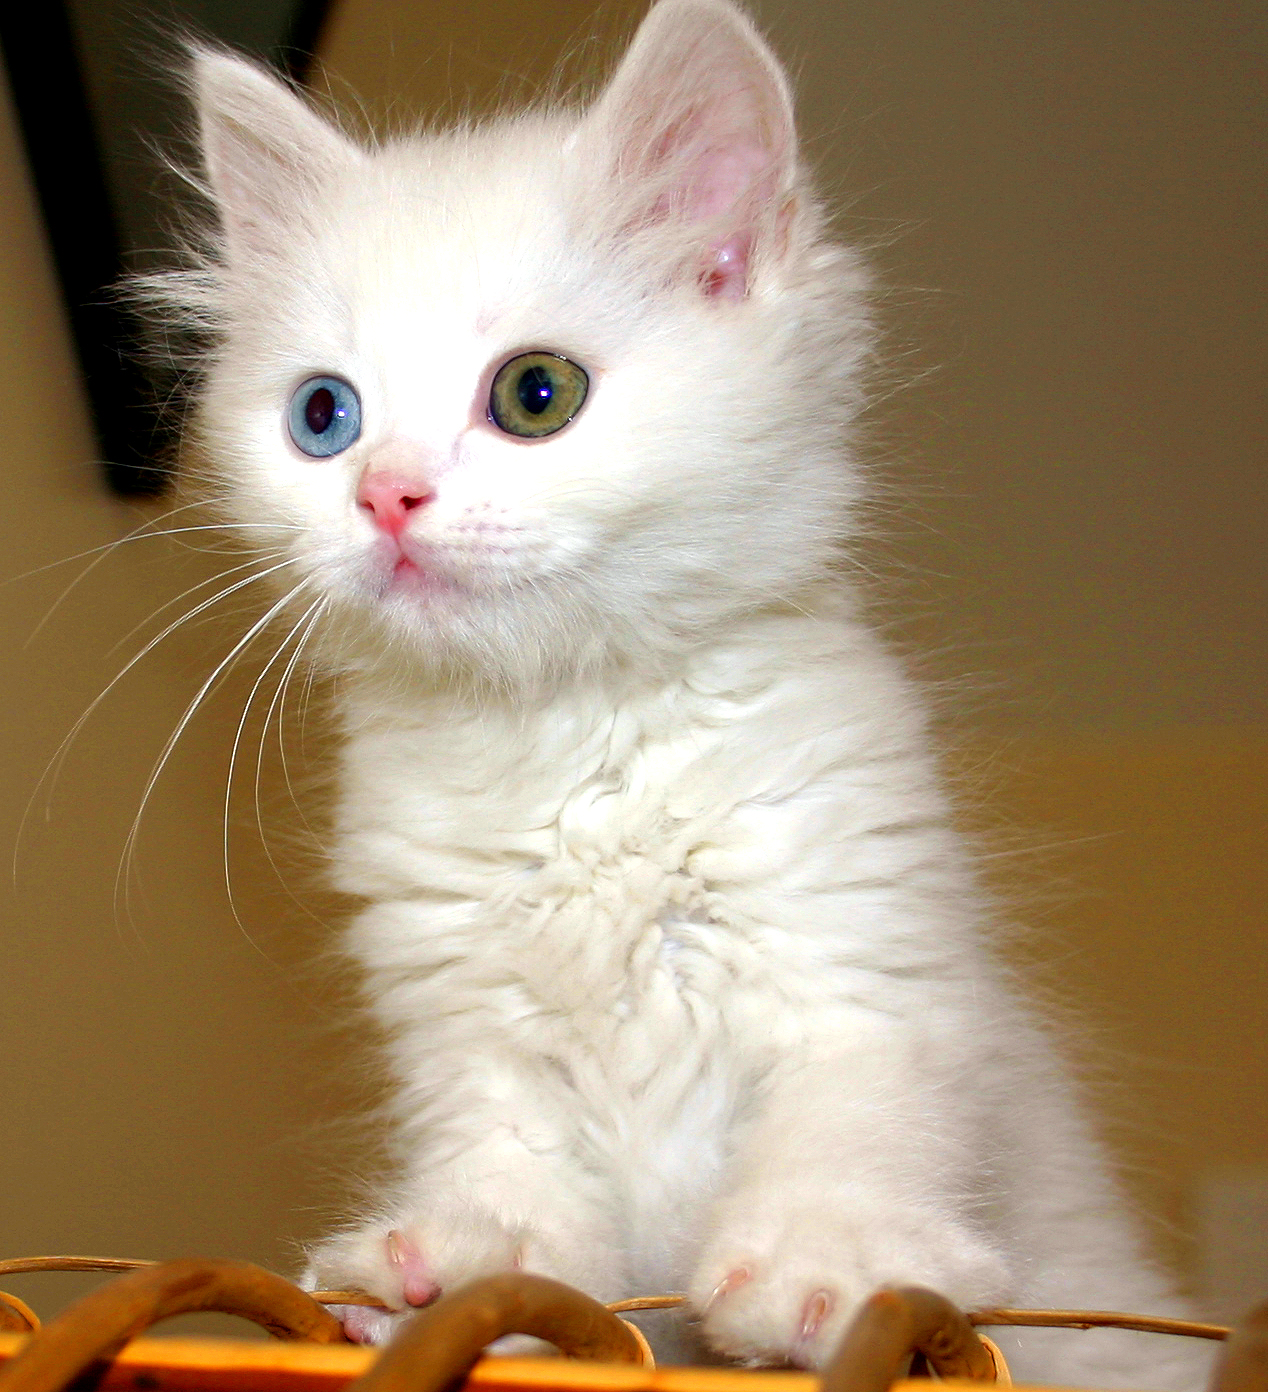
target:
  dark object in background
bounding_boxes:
[0,0,330,496]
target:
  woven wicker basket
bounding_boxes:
[0,1258,1261,1392]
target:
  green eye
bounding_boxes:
[489,351,589,439]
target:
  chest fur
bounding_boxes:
[331,681,828,1059]
[340,739,763,1020]
[331,640,955,1073]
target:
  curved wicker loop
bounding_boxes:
[974,1334,1012,1387]
[1209,1299,1268,1392]
[0,1293,39,1335]
[0,1258,344,1392]
[822,1286,997,1392]
[345,1272,647,1392]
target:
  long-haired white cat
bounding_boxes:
[161,1,1207,1383]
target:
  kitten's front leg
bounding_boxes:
[305,1192,522,1343]
[689,1032,1012,1368]
[305,1104,622,1342]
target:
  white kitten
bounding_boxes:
[163,1,1208,1383]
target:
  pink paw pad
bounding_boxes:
[387,1229,442,1308]
[341,1305,389,1344]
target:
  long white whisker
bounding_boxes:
[16,506,303,646]
[264,599,328,846]
[115,577,313,940]
[17,556,302,879]
[298,646,322,751]
[105,550,290,658]
[20,499,210,581]
[255,599,333,925]
[20,501,209,644]
[224,595,325,937]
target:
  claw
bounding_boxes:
[385,1228,442,1308]
[704,1265,752,1314]
[386,1230,411,1269]
[797,1288,836,1347]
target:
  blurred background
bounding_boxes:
[1,0,1264,1336]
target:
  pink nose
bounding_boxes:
[357,469,435,537]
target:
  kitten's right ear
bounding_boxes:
[575,0,799,300]
[191,50,362,263]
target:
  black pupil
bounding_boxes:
[517,366,554,415]
[306,387,336,435]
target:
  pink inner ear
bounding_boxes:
[590,6,795,302]
[689,140,777,299]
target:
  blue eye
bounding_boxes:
[288,376,361,457]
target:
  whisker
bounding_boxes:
[14,505,303,647]
[19,501,207,644]
[222,595,325,935]
[16,556,302,880]
[254,599,334,926]
[114,576,314,944]
[265,599,328,848]
[297,647,322,751]
[105,550,290,658]
[14,499,209,583]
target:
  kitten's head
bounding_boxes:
[178,0,871,693]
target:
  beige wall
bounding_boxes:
[2,0,1263,1331]
[951,729,1268,1304]
[0,65,367,1330]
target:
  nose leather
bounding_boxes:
[357,463,435,537]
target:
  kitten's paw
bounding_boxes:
[331,1303,409,1346]
[305,1204,522,1344]
[689,1206,1009,1369]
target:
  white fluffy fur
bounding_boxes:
[168,2,1208,1383]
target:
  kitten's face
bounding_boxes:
[191,0,870,688]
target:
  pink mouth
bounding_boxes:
[383,548,459,597]
[390,555,435,591]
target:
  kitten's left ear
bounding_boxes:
[191,49,364,267]
[576,0,798,300]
